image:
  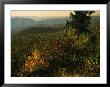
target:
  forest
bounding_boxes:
[11,11,100,77]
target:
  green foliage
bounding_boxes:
[66,11,95,33]
[11,14,100,77]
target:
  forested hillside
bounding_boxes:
[11,12,100,77]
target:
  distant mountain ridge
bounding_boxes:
[11,16,100,32]
[11,17,37,31]
[11,17,68,31]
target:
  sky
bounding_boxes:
[11,10,100,17]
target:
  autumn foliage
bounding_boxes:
[11,11,100,77]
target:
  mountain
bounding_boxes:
[34,18,67,25]
[11,17,37,31]
[11,16,100,32]
[11,17,68,31]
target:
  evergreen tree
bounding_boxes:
[66,11,95,33]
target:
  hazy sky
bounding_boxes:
[11,10,100,17]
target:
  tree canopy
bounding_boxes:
[66,11,95,33]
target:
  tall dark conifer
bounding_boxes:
[66,11,95,33]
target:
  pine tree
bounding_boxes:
[66,11,95,33]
